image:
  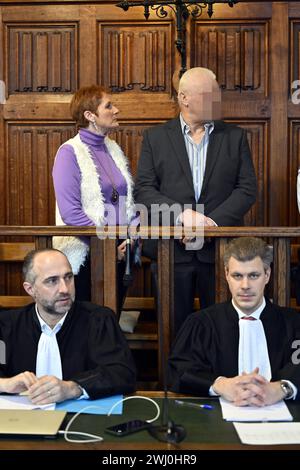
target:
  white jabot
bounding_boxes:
[233,298,272,381]
[35,305,67,379]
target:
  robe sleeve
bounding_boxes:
[168,313,220,396]
[270,311,300,396]
[70,308,136,399]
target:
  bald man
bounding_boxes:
[0,249,136,404]
[135,67,257,333]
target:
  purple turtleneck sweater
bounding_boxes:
[53,129,130,226]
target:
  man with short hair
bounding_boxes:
[135,67,257,333]
[168,237,300,406]
[0,248,136,404]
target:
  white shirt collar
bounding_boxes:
[232,297,266,320]
[35,304,68,335]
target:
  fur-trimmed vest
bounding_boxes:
[53,133,135,274]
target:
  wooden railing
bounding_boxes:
[0,225,300,386]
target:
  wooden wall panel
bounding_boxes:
[6,23,78,93]
[269,2,288,226]
[99,21,172,93]
[6,124,75,224]
[291,20,300,87]
[239,121,268,227]
[193,21,267,93]
[110,124,156,177]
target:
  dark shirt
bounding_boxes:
[0,301,136,399]
[168,300,300,397]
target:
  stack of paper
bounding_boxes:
[220,398,293,422]
[234,422,300,445]
[0,394,54,410]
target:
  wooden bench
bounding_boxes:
[2,241,297,311]
[1,237,294,315]
[124,322,157,350]
[0,242,35,262]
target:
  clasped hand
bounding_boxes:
[213,368,285,407]
[179,209,215,244]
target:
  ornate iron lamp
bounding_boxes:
[116,0,238,76]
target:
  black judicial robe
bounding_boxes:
[0,301,136,399]
[168,300,300,397]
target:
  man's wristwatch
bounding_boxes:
[280,380,294,399]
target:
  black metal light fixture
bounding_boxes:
[116,0,238,76]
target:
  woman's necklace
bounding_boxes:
[92,149,120,205]
[100,162,119,205]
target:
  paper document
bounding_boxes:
[220,397,293,422]
[0,394,55,410]
[234,422,300,445]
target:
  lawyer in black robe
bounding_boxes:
[168,300,300,398]
[0,301,136,399]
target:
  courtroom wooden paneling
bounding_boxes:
[98,20,173,93]
[229,120,268,226]
[6,124,75,225]
[0,1,300,299]
[110,123,160,176]
[0,2,283,228]
[6,23,78,94]
[269,2,288,226]
[193,21,267,93]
